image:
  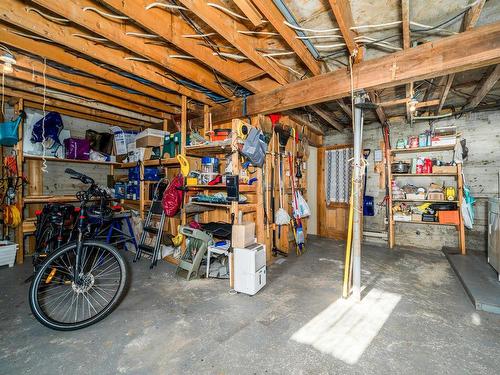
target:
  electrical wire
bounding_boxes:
[72,33,109,43]
[124,56,151,62]
[26,7,69,24]
[213,52,247,61]
[145,2,188,11]
[410,9,468,32]
[207,3,250,21]
[125,32,160,39]
[82,7,130,21]
[182,33,217,38]
[238,31,280,36]
[169,54,196,60]
[10,30,52,43]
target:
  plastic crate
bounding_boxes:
[0,241,18,267]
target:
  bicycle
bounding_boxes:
[29,168,129,331]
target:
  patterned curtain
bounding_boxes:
[325,147,353,203]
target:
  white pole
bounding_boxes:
[352,94,364,301]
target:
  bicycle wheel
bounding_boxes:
[29,240,129,331]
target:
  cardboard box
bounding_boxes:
[136,129,167,148]
[232,222,256,248]
[433,165,457,174]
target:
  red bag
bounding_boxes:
[162,174,184,217]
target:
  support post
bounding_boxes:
[351,94,364,301]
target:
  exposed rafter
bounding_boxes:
[0,0,212,105]
[30,0,231,99]
[309,105,344,132]
[433,0,486,115]
[464,64,500,110]
[177,0,289,85]
[99,0,264,90]
[233,0,265,27]
[205,22,500,122]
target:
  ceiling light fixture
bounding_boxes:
[408,98,419,113]
[0,53,16,74]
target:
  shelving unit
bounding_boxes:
[387,144,466,254]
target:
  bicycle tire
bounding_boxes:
[29,240,129,331]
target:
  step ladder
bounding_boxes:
[177,226,213,280]
[134,179,168,269]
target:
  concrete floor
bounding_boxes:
[1,236,499,374]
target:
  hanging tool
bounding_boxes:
[288,152,304,255]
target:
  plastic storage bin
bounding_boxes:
[0,241,18,267]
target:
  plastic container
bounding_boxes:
[0,241,18,268]
[438,210,460,225]
[201,157,219,174]
[114,182,127,199]
[111,126,137,155]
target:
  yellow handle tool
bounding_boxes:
[176,154,190,177]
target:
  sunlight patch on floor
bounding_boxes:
[291,288,401,364]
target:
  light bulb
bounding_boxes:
[2,63,13,74]
[409,99,418,113]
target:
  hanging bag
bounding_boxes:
[162,174,184,217]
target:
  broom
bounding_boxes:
[275,153,290,225]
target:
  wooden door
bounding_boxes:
[318,145,352,239]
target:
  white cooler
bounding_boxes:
[233,243,266,295]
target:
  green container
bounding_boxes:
[162,132,181,158]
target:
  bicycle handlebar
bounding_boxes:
[65,168,95,185]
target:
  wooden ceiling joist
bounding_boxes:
[177,0,289,85]
[8,69,164,119]
[206,22,500,122]
[0,25,191,110]
[233,0,265,27]
[252,0,323,76]
[13,53,178,115]
[328,0,388,125]
[309,105,344,132]
[433,0,486,114]
[31,0,231,100]
[3,79,160,123]
[100,0,263,87]
[464,64,500,110]
[0,0,212,105]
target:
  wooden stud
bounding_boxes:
[14,98,24,264]
[464,64,500,110]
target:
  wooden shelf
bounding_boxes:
[25,195,80,203]
[187,184,256,192]
[393,199,459,203]
[116,157,179,169]
[185,140,233,157]
[392,173,457,177]
[394,220,458,227]
[24,155,118,166]
[191,201,256,213]
[390,144,456,154]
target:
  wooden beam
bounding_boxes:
[8,68,164,119]
[0,0,212,104]
[206,22,500,122]
[0,25,186,109]
[31,0,230,100]
[252,0,322,76]
[3,79,160,123]
[309,105,344,132]
[3,88,154,127]
[24,101,142,130]
[462,0,486,31]
[13,53,178,115]
[434,0,486,114]
[435,73,455,115]
[401,0,413,121]
[368,91,388,125]
[177,0,289,85]
[464,64,500,110]
[336,99,352,119]
[100,0,263,86]
[328,0,362,61]
[233,0,264,27]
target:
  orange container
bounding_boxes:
[438,210,460,225]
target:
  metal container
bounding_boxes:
[391,161,410,174]
[488,198,500,279]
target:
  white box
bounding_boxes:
[234,243,266,295]
[111,126,137,155]
[0,241,18,268]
